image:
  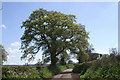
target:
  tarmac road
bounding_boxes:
[48,68,80,80]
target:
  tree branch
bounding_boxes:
[55,47,65,56]
[41,35,51,49]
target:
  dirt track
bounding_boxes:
[48,68,80,80]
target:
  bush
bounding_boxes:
[82,63,120,79]
[59,66,67,71]
[38,66,52,79]
[48,65,67,75]
[2,65,67,79]
[2,66,41,79]
[80,55,120,79]
[66,64,74,68]
[72,62,92,74]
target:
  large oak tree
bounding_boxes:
[21,9,89,66]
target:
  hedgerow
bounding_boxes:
[2,65,67,80]
[73,55,120,80]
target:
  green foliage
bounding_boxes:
[77,53,89,63]
[87,53,100,61]
[20,8,89,65]
[0,44,8,63]
[59,66,67,71]
[2,66,41,79]
[82,62,120,79]
[77,52,100,64]
[80,55,120,79]
[59,51,70,65]
[72,61,93,74]
[76,44,95,63]
[66,64,74,68]
[38,67,52,79]
[2,65,67,79]
[48,65,67,75]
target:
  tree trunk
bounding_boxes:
[51,52,57,66]
[78,59,82,64]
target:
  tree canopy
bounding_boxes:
[21,8,89,65]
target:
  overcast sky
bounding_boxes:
[2,2,118,65]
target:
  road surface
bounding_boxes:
[48,68,80,80]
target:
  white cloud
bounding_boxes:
[1,24,6,28]
[10,42,21,47]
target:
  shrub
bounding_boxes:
[38,66,52,79]
[72,62,92,74]
[2,66,41,79]
[80,55,120,79]
[2,65,67,79]
[48,65,67,75]
[66,64,74,68]
[58,66,67,71]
